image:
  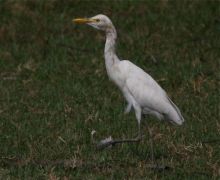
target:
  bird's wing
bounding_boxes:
[121,60,184,125]
[120,60,169,113]
[126,74,170,115]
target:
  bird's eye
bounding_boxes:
[95,19,100,22]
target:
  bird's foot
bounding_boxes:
[135,133,145,141]
[147,163,171,171]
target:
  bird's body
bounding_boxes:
[73,14,184,142]
[105,56,184,125]
[101,15,184,129]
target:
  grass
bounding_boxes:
[0,0,220,179]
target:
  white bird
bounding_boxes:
[73,14,184,160]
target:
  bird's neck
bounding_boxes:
[104,26,119,66]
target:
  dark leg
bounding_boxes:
[146,126,170,171]
[147,126,155,164]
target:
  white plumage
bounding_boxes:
[73,14,184,138]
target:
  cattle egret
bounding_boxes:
[73,14,184,162]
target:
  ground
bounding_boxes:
[0,0,220,179]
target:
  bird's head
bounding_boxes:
[73,14,114,32]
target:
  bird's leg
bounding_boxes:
[135,120,142,140]
[146,125,170,171]
[147,125,156,165]
[124,103,132,114]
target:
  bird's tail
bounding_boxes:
[166,96,184,125]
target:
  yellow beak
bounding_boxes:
[72,18,95,24]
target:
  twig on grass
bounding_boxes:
[202,139,220,144]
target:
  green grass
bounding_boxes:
[0,0,220,179]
